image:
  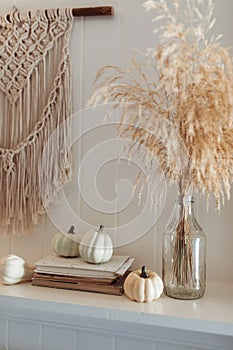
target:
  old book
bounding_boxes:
[34,255,134,278]
[32,272,129,296]
[32,272,123,285]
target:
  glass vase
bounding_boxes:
[162,194,206,299]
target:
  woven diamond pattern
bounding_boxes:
[0,9,69,103]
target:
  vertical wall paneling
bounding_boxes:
[41,324,76,350]
[158,343,206,350]
[113,5,120,242]
[76,330,113,350]
[0,234,11,258]
[76,17,84,224]
[115,335,154,350]
[65,16,85,235]
[0,318,7,346]
[114,0,161,270]
[78,6,120,238]
[8,319,40,350]
[38,323,42,350]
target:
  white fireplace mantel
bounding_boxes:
[0,280,232,350]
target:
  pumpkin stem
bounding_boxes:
[68,225,75,234]
[98,225,104,233]
[140,265,149,278]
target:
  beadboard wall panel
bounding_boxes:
[0,312,232,350]
[115,335,154,350]
[0,319,7,345]
[0,0,232,282]
[8,319,40,350]
[77,330,113,350]
[41,324,76,350]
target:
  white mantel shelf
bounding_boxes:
[0,280,232,334]
[0,280,233,350]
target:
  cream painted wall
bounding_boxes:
[0,0,232,282]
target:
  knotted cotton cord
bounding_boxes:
[0,7,74,234]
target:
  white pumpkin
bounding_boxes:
[124,266,163,302]
[53,226,80,257]
[79,225,113,264]
[0,254,34,285]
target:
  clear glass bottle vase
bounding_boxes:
[162,194,206,299]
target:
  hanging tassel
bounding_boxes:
[0,8,74,234]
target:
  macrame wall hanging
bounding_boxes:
[0,6,113,235]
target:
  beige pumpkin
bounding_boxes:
[52,226,80,257]
[124,266,163,302]
[79,225,113,264]
[0,254,34,285]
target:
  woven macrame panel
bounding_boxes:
[0,7,74,234]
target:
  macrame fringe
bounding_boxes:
[0,8,73,234]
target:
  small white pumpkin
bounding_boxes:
[52,226,80,257]
[79,225,113,264]
[0,254,34,285]
[124,266,163,302]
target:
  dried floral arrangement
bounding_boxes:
[90,0,233,210]
[89,0,233,295]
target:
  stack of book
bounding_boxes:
[32,255,134,296]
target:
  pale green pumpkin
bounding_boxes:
[79,225,113,264]
[52,226,80,257]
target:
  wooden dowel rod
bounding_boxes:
[72,6,114,17]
